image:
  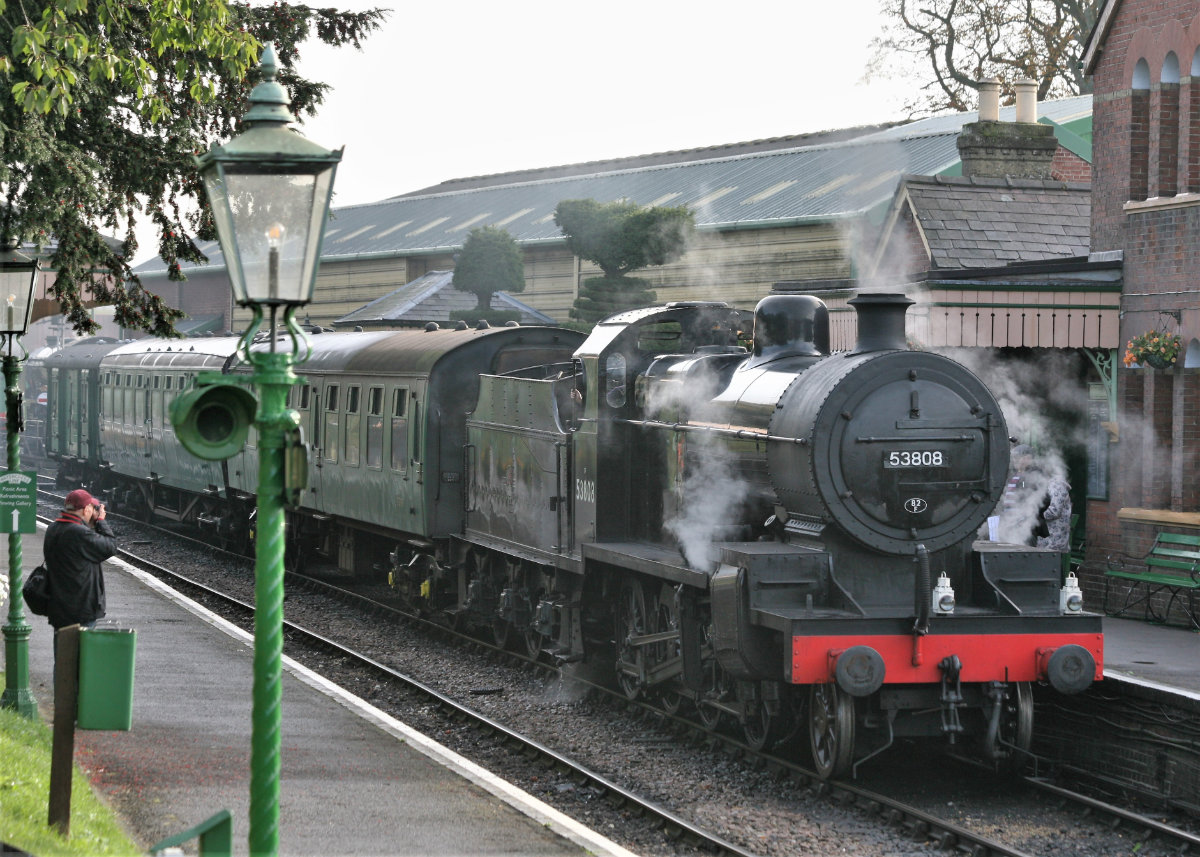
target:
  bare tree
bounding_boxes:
[867,0,1097,115]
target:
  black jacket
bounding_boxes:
[44,513,118,629]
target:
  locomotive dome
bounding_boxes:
[748,294,829,366]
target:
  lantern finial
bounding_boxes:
[242,43,295,127]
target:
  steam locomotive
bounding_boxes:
[38,291,1102,778]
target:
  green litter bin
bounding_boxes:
[77,626,137,731]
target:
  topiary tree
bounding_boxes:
[450,225,526,325]
[553,198,694,326]
[0,1,386,337]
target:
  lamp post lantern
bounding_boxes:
[0,240,41,719]
[195,43,340,856]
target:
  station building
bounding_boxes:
[1077,0,1200,605]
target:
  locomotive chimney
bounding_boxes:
[849,292,913,353]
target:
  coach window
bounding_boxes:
[366,386,384,469]
[306,385,320,453]
[344,385,361,466]
[390,387,408,473]
[124,374,135,428]
[101,374,113,425]
[111,373,122,427]
[324,384,340,463]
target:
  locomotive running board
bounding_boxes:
[460,530,582,574]
[581,542,712,589]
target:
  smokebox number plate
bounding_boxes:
[884,450,948,468]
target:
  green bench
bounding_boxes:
[1104,532,1200,630]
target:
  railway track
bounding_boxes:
[34,484,1200,856]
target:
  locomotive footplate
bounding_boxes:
[582,541,713,588]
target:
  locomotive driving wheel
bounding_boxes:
[519,566,551,661]
[696,626,730,730]
[987,681,1034,773]
[655,583,684,715]
[615,578,648,700]
[742,683,796,752]
[809,683,855,779]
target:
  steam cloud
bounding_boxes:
[946,347,1082,542]
[666,432,750,569]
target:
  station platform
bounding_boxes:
[5,525,637,857]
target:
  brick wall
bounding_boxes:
[1051,148,1092,183]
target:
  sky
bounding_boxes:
[133,0,919,264]
[291,0,916,209]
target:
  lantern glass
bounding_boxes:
[0,254,38,336]
[204,162,335,307]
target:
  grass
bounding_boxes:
[0,701,142,856]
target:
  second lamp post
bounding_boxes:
[194,43,341,856]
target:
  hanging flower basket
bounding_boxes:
[1124,330,1182,369]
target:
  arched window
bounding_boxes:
[1186,337,1200,369]
[1131,59,1151,201]
[1190,49,1200,192]
[1159,53,1180,197]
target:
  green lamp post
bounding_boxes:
[0,240,41,719]
[194,43,341,856]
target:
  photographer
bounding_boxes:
[44,488,118,631]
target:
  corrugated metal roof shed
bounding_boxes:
[136,95,1091,277]
[332,270,556,328]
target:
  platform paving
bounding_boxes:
[5,525,636,857]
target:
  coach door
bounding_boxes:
[295,379,326,512]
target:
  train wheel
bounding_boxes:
[490,560,515,649]
[696,627,729,730]
[518,565,548,661]
[742,683,791,752]
[654,583,685,714]
[809,683,855,779]
[990,681,1034,773]
[492,616,514,650]
[615,578,648,700]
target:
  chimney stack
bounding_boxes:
[978,77,1001,121]
[1014,78,1037,123]
[956,78,1057,180]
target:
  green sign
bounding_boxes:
[0,471,37,533]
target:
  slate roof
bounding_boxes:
[886,173,1091,270]
[135,95,1092,278]
[331,270,556,329]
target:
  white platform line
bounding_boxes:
[115,560,640,857]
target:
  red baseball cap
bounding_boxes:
[65,489,98,510]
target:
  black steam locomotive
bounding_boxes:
[39,292,1102,778]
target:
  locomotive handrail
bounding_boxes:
[854,434,978,443]
[619,417,808,445]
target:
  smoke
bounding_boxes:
[665,432,750,569]
[944,347,1083,542]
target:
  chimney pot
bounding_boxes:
[1015,79,1037,123]
[978,78,1001,122]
